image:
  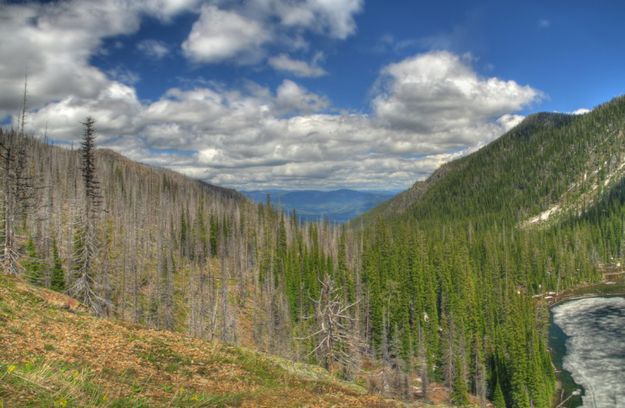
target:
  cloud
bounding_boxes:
[248,0,363,39]
[182,5,269,63]
[0,0,196,118]
[268,53,327,77]
[107,66,141,85]
[181,0,362,64]
[138,0,202,21]
[137,39,170,59]
[275,80,329,113]
[539,19,551,29]
[282,0,363,39]
[571,108,590,115]
[372,51,541,143]
[25,49,539,191]
[373,18,476,55]
[497,114,526,130]
[26,81,144,145]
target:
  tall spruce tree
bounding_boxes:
[50,239,65,292]
[23,236,44,285]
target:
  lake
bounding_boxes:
[550,296,625,407]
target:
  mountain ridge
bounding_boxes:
[359,95,625,227]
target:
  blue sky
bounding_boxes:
[1,0,624,190]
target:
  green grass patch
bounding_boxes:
[169,388,247,407]
[222,348,288,387]
[135,343,190,374]
[0,361,150,407]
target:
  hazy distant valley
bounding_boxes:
[243,189,397,223]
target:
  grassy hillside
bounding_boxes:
[0,274,400,408]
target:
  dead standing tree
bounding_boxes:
[70,117,107,315]
[0,131,21,275]
[299,274,362,375]
[0,78,33,275]
[0,143,33,275]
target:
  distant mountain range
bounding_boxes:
[242,189,397,223]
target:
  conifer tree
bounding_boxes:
[23,236,44,285]
[493,379,507,408]
[451,357,469,406]
[50,239,65,292]
[70,117,106,315]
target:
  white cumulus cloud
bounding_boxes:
[373,51,541,137]
[275,80,329,113]
[256,0,363,39]
[0,0,197,117]
[23,51,541,190]
[182,5,270,63]
[181,0,362,65]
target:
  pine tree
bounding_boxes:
[23,236,44,285]
[451,357,470,406]
[493,379,507,408]
[50,239,65,292]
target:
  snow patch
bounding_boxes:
[526,204,561,225]
[524,154,625,227]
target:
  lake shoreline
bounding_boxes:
[546,279,625,307]
[549,281,625,407]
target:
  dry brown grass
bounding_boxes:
[0,275,402,407]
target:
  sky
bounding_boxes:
[1,0,625,191]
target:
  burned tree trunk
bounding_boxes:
[70,117,107,315]
[299,275,362,374]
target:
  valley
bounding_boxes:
[242,189,395,223]
[2,95,625,407]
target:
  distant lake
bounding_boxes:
[550,296,625,407]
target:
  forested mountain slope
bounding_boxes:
[0,128,354,362]
[1,127,474,406]
[352,95,625,407]
[364,96,625,226]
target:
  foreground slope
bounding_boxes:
[4,130,352,363]
[0,274,397,408]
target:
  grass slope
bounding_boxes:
[0,275,398,407]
